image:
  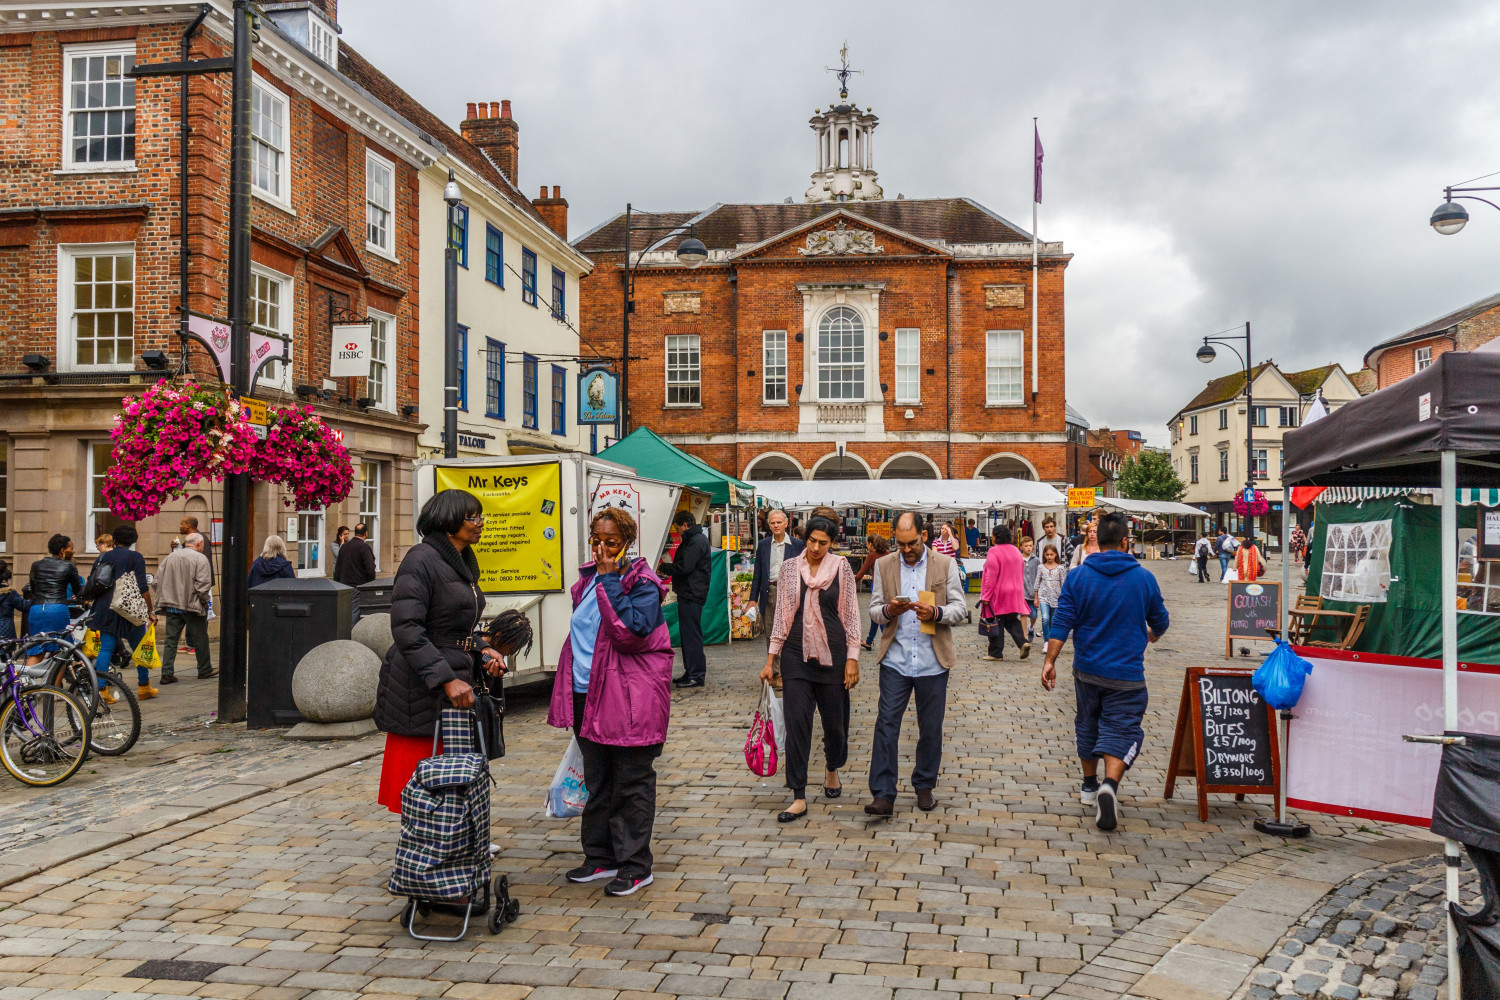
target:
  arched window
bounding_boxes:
[817,306,865,400]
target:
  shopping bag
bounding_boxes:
[131,626,159,671]
[544,736,589,818]
[764,682,786,760]
[1252,638,1314,711]
[82,629,101,659]
[745,685,778,777]
[1221,566,1239,584]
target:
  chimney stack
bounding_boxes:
[533,184,569,239]
[459,98,519,186]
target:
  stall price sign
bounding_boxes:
[1164,667,1280,822]
[435,463,564,593]
[1226,580,1281,658]
[1067,487,1097,509]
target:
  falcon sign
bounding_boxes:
[329,323,372,378]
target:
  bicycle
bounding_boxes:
[14,610,140,757]
[0,638,92,787]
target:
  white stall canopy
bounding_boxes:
[749,478,1066,514]
[1093,496,1208,519]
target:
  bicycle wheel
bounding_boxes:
[87,673,140,756]
[0,685,92,787]
[48,647,99,714]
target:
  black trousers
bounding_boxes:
[781,674,849,797]
[572,692,661,879]
[986,613,1028,657]
[678,600,706,683]
[1196,553,1210,582]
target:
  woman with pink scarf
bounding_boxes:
[760,514,861,823]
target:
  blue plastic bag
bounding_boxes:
[1252,638,1314,710]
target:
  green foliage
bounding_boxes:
[1116,451,1188,502]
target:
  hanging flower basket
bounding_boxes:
[101,380,353,519]
[1233,490,1270,517]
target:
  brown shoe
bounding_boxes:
[137,685,159,700]
[916,789,937,811]
[864,797,894,817]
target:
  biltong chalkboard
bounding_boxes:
[1165,667,1281,821]
[1226,580,1281,657]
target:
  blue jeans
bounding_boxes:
[96,627,148,686]
[869,665,949,800]
[1038,602,1057,642]
[865,619,880,646]
[1218,554,1230,579]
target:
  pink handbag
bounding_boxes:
[745,689,778,777]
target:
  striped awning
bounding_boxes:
[1317,486,1429,504]
[1457,488,1500,507]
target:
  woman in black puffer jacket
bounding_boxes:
[374,488,506,812]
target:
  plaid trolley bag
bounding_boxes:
[388,707,520,940]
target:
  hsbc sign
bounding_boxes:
[329,323,372,378]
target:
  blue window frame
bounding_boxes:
[550,266,565,320]
[485,337,504,419]
[448,204,469,268]
[551,365,566,435]
[521,248,538,307]
[485,224,503,287]
[456,324,469,411]
[522,354,538,429]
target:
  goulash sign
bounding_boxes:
[434,464,564,593]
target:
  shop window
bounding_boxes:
[1320,520,1392,603]
[87,442,125,548]
[295,509,324,577]
[359,461,381,565]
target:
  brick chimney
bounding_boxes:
[459,99,519,187]
[532,184,568,239]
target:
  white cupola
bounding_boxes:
[805,46,883,203]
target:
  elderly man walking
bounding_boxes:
[155,532,216,682]
[865,511,969,815]
[750,508,804,688]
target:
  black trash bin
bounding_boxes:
[247,578,353,729]
[356,577,396,617]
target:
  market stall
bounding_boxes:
[1093,496,1209,557]
[1281,350,1500,1000]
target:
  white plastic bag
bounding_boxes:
[545,736,589,819]
[1221,566,1239,584]
[764,682,786,760]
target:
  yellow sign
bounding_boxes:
[241,397,268,424]
[434,464,564,592]
[1068,487,1097,509]
[867,521,892,539]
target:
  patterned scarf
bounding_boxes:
[797,552,842,666]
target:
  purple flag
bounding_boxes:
[1033,122,1043,204]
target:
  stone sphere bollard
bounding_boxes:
[291,640,380,724]
[352,612,394,660]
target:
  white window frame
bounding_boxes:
[359,461,381,567]
[0,437,9,552]
[295,509,325,577]
[985,329,1024,406]
[364,149,396,258]
[1252,448,1269,479]
[1189,453,1199,484]
[1219,407,1229,430]
[762,330,787,404]
[307,15,338,65]
[251,75,293,212]
[894,327,921,404]
[665,334,701,407]
[61,42,138,172]
[1279,405,1299,428]
[1189,414,1198,436]
[366,307,395,412]
[816,306,867,402]
[87,441,124,550]
[1219,449,1230,481]
[57,243,135,373]
[1415,345,1433,371]
[252,265,293,392]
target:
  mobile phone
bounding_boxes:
[898,594,916,604]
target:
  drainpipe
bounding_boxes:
[945,262,956,476]
[177,5,210,371]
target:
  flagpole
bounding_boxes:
[1032,117,1039,398]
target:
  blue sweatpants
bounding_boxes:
[1073,675,1148,768]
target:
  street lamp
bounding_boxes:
[443,168,462,459]
[1430,180,1500,235]
[617,204,709,437]
[1196,322,1258,543]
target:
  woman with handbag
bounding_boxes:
[374,489,506,814]
[548,506,673,898]
[23,533,85,664]
[87,524,157,698]
[979,525,1031,661]
[759,514,861,824]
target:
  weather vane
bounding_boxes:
[825,41,862,101]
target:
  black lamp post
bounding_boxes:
[1430,180,1500,235]
[443,169,463,459]
[617,204,708,438]
[1196,322,1258,542]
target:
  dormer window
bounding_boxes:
[263,3,339,66]
[309,16,337,64]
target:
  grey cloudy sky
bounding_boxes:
[345,0,1500,444]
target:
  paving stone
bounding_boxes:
[1290,972,1326,996]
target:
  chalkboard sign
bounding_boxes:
[1164,667,1281,822]
[1226,580,1281,657]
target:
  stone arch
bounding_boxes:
[877,451,941,480]
[974,453,1039,481]
[810,451,873,480]
[742,452,806,481]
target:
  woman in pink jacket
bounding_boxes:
[979,525,1032,660]
[548,507,673,898]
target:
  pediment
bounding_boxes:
[732,209,949,262]
[307,226,369,277]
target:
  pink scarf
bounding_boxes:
[797,553,842,666]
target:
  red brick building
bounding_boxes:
[0,0,438,575]
[1364,290,1500,389]
[573,96,1071,486]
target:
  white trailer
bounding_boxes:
[413,454,682,686]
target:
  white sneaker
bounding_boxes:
[489,843,500,856]
[1095,782,1119,831]
[1079,780,1099,806]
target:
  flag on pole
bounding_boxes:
[1033,122,1044,204]
[1288,392,1330,509]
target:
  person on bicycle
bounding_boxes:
[24,534,84,665]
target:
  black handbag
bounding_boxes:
[977,600,1003,638]
[472,672,505,761]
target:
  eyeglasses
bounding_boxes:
[464,515,486,527]
[894,536,925,551]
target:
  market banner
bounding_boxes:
[434,463,564,592]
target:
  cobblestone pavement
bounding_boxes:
[0,556,1448,1000]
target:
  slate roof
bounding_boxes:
[573,198,1033,256]
[1361,289,1500,367]
[337,45,553,231]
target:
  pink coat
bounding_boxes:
[548,557,674,746]
[980,544,1031,616]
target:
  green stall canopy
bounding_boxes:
[663,549,731,647]
[599,427,752,507]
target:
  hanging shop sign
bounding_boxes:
[578,366,619,425]
[435,463,564,593]
[329,323,372,378]
[185,313,289,384]
[1067,487,1097,509]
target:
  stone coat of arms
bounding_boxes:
[799,220,883,256]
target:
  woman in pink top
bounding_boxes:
[979,525,1032,660]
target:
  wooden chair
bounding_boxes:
[1303,604,1370,651]
[1285,594,1323,644]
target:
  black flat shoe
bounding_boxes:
[777,807,807,823]
[823,773,842,798]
